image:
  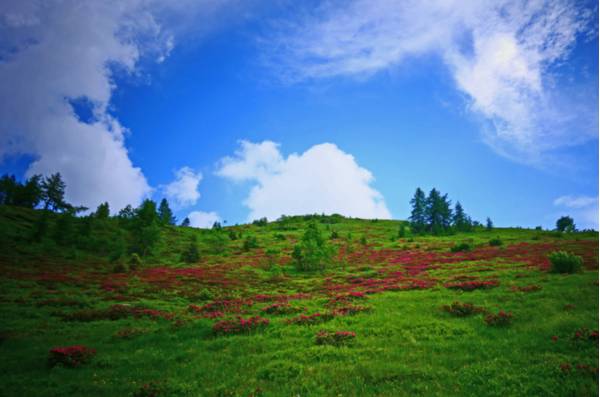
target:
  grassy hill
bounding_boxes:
[0,205,598,396]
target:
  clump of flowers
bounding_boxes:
[212,316,269,335]
[48,345,96,368]
[315,330,356,346]
[331,305,371,317]
[444,280,499,291]
[484,310,513,327]
[442,302,484,317]
[573,327,598,342]
[261,303,299,315]
[287,312,334,325]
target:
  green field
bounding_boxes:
[0,206,598,396]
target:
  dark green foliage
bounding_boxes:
[425,188,453,235]
[129,253,143,270]
[243,236,259,251]
[94,202,110,219]
[118,205,135,222]
[180,217,191,227]
[330,230,339,239]
[212,221,222,230]
[548,251,583,274]
[131,200,161,256]
[398,225,406,238]
[450,242,472,252]
[252,217,268,226]
[409,188,427,234]
[181,235,200,263]
[158,198,176,225]
[274,233,286,241]
[31,210,50,242]
[360,235,367,245]
[228,230,239,240]
[489,237,503,246]
[41,173,69,212]
[206,230,227,254]
[0,174,43,208]
[53,210,77,246]
[556,216,576,233]
[452,202,472,232]
[486,217,493,231]
[292,222,335,271]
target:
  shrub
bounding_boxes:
[243,236,259,251]
[484,310,513,327]
[548,251,583,274]
[450,242,472,252]
[48,345,96,367]
[330,230,339,240]
[129,253,143,270]
[292,222,335,271]
[287,312,334,325]
[444,280,499,291]
[212,316,269,335]
[315,330,356,346]
[442,302,484,317]
[489,237,503,246]
[181,236,200,263]
[261,303,299,315]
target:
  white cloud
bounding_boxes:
[553,195,598,229]
[268,0,597,165]
[187,210,221,228]
[163,167,202,208]
[0,0,235,211]
[216,140,391,221]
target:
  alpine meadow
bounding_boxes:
[0,1,598,396]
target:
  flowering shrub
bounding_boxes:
[442,302,484,317]
[287,312,334,325]
[484,310,513,327]
[315,330,356,346]
[212,316,269,335]
[573,327,598,342]
[331,305,371,317]
[450,242,472,252]
[261,303,299,315]
[548,251,583,274]
[48,345,96,368]
[444,280,499,291]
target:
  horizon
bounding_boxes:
[0,1,598,230]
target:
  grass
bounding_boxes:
[0,206,597,396]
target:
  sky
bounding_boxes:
[0,0,598,229]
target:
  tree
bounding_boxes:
[158,198,176,225]
[53,209,77,246]
[41,173,68,212]
[181,235,200,263]
[0,174,43,208]
[452,201,472,232]
[181,217,191,227]
[292,222,335,271]
[409,188,427,234]
[131,199,161,256]
[95,202,110,219]
[556,216,576,233]
[425,189,452,235]
[212,221,222,230]
[0,174,18,205]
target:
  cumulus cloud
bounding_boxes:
[268,0,598,164]
[163,167,202,208]
[216,140,391,221]
[553,195,598,229]
[187,210,221,229]
[0,0,234,211]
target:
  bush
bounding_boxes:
[212,316,269,335]
[442,302,484,317]
[450,242,472,252]
[548,251,583,274]
[489,237,503,246]
[315,330,356,346]
[129,253,143,270]
[181,236,200,263]
[292,222,335,271]
[48,345,96,367]
[484,310,513,327]
[242,236,259,251]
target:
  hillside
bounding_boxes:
[0,205,598,396]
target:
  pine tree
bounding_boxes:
[95,202,110,219]
[158,198,176,225]
[132,199,160,256]
[16,175,43,208]
[453,201,471,232]
[486,217,493,231]
[409,188,427,234]
[181,217,191,227]
[41,173,68,212]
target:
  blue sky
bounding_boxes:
[0,1,598,229]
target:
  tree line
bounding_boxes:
[408,187,493,235]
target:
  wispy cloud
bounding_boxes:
[162,167,202,208]
[216,140,391,221]
[267,0,598,165]
[553,194,598,229]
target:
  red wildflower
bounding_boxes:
[48,345,96,368]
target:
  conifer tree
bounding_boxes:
[158,198,176,225]
[409,188,427,234]
[41,173,68,212]
[181,217,191,227]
